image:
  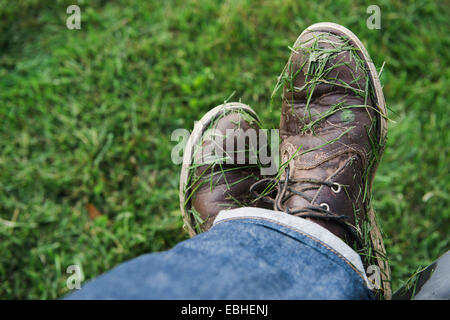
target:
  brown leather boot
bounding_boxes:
[275,23,390,298]
[180,103,271,236]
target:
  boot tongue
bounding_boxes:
[282,153,348,211]
[281,152,355,242]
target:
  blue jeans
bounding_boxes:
[67,208,373,299]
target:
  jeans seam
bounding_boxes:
[214,216,368,285]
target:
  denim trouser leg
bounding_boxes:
[67,208,373,299]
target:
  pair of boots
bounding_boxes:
[179,23,390,298]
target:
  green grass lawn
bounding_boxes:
[0,0,448,299]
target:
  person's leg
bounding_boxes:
[67,208,372,299]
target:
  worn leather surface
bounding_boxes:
[191,112,265,231]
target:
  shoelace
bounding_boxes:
[250,166,362,247]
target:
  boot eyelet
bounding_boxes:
[331,183,341,193]
[320,203,330,211]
